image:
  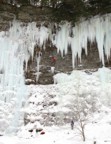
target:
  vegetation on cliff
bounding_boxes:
[0,0,111,22]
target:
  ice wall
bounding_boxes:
[0,13,111,134]
[0,21,50,134]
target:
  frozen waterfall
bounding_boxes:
[0,13,111,134]
[0,21,51,134]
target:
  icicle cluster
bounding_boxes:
[52,14,111,67]
[0,21,50,92]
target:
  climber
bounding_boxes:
[36,128,43,133]
[51,56,57,64]
[40,131,45,135]
[71,119,74,130]
[50,46,57,65]
[29,129,33,137]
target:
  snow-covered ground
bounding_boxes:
[0,120,111,144]
[1,67,111,144]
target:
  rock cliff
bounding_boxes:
[0,4,111,85]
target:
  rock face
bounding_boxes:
[0,4,111,85]
[0,4,56,24]
[25,43,106,85]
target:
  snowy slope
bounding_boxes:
[0,112,111,144]
[24,67,111,127]
[0,68,111,143]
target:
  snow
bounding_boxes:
[5,67,109,143]
[0,13,111,143]
[0,121,111,144]
[0,67,111,143]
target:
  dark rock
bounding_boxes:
[49,101,58,106]
[0,11,15,20]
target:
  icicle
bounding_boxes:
[50,67,55,74]
[36,51,42,82]
[94,18,105,65]
[103,15,111,61]
[38,25,49,48]
[53,22,70,57]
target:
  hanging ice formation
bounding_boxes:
[0,21,50,134]
[51,14,111,68]
[0,13,111,134]
[36,51,42,81]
